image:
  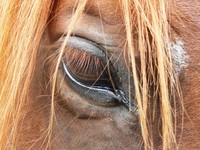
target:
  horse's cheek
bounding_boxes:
[50,110,141,149]
[171,0,200,149]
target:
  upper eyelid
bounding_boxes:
[63,36,106,60]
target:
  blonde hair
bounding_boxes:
[0,0,181,149]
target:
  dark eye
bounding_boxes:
[64,47,113,89]
[61,36,136,109]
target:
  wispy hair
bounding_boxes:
[0,0,183,149]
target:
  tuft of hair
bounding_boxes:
[0,0,53,149]
[121,0,182,149]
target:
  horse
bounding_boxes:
[0,0,199,149]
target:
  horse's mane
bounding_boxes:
[0,0,182,149]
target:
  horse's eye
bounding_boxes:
[61,36,120,106]
[63,48,113,89]
[61,36,136,110]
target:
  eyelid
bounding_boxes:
[62,60,119,106]
[62,60,112,91]
[63,59,137,111]
[66,36,106,60]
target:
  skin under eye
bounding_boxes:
[61,36,137,110]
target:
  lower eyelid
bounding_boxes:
[61,60,137,112]
[62,60,119,106]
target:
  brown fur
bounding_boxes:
[6,0,200,149]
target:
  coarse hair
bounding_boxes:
[0,0,182,149]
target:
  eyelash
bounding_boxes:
[64,47,113,88]
[66,48,106,77]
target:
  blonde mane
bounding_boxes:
[0,0,182,149]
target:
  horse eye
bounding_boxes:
[61,36,137,110]
[61,36,120,106]
[63,48,113,89]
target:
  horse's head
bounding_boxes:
[0,0,199,149]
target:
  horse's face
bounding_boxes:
[17,0,200,149]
